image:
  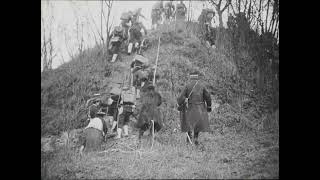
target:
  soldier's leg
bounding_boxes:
[194,131,199,145]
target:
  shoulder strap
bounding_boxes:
[187,80,198,99]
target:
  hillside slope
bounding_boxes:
[41,21,279,179]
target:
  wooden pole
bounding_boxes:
[153,36,161,86]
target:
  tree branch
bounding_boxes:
[210,0,218,6]
[221,0,231,13]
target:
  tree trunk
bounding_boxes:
[218,11,223,28]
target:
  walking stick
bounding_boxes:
[186,132,192,145]
[151,120,155,149]
[153,36,161,86]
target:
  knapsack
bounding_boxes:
[134,54,149,66]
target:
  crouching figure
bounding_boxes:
[80,110,108,153]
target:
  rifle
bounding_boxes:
[153,36,161,86]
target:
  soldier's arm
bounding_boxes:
[177,86,188,105]
[156,92,162,106]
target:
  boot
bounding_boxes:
[115,128,122,139]
[194,132,199,145]
[123,125,129,137]
[111,54,118,62]
[128,43,133,55]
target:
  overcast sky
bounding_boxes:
[41,1,235,71]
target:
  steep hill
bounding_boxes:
[41,21,279,179]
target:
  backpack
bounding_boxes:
[134,54,149,65]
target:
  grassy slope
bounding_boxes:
[41,22,279,179]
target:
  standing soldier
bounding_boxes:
[128,14,148,55]
[151,1,164,30]
[177,71,212,145]
[108,26,125,62]
[175,0,187,21]
[164,0,175,22]
[120,11,134,42]
[135,84,163,143]
[198,8,216,49]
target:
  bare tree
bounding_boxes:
[209,0,231,28]
[41,1,55,72]
[103,0,114,59]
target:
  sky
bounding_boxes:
[41,0,245,71]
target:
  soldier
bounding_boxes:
[198,9,216,49]
[117,101,135,138]
[88,99,101,120]
[107,94,122,135]
[151,1,164,30]
[177,71,212,145]
[175,0,187,21]
[135,84,163,143]
[130,54,150,98]
[127,14,148,55]
[80,110,108,153]
[164,0,175,22]
[120,11,134,41]
[108,26,125,62]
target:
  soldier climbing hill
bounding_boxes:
[164,0,175,22]
[151,1,164,30]
[177,71,212,145]
[175,0,187,21]
[128,14,148,55]
[198,8,216,49]
[108,26,125,62]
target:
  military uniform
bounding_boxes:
[109,26,125,62]
[120,11,134,41]
[175,1,187,21]
[128,19,147,55]
[151,1,164,29]
[135,85,163,140]
[177,72,212,145]
[164,1,175,21]
[198,9,216,48]
[81,112,108,153]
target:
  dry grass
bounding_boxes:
[41,127,278,179]
[41,22,278,179]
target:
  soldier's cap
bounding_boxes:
[93,98,101,103]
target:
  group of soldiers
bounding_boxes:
[108,1,217,63]
[108,8,148,62]
[80,2,217,153]
[81,69,212,152]
[151,0,187,29]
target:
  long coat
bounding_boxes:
[135,87,163,132]
[177,80,211,132]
